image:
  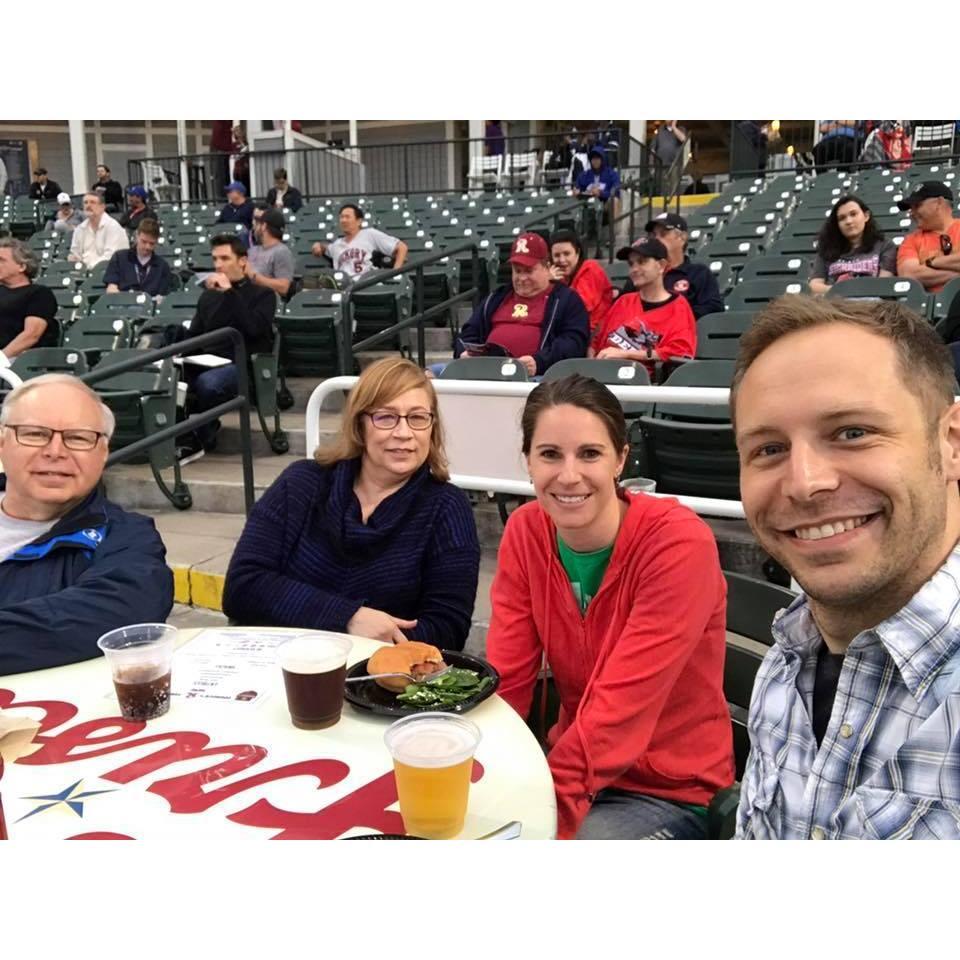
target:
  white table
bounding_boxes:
[0,629,556,840]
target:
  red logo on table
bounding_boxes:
[0,688,483,840]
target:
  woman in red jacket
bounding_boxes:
[486,375,733,839]
[549,230,613,346]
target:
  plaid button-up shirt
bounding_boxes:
[737,547,960,839]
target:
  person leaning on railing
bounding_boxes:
[486,374,733,839]
[222,358,480,650]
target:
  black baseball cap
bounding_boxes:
[896,181,954,210]
[616,236,670,262]
[261,208,286,236]
[645,211,688,233]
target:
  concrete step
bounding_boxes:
[105,452,300,514]
[401,326,453,352]
[281,376,347,413]
[214,409,341,458]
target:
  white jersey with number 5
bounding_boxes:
[326,228,400,281]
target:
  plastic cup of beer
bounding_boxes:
[278,633,352,730]
[384,712,482,839]
[97,623,177,722]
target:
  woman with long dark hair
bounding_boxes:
[486,374,733,839]
[809,194,897,295]
[549,229,613,343]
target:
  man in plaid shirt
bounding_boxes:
[732,296,960,839]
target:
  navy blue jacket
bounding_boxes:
[102,248,173,297]
[574,148,621,200]
[454,283,589,375]
[0,480,173,676]
[218,200,254,230]
[223,458,481,650]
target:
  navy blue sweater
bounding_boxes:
[222,458,481,650]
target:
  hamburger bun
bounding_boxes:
[367,641,445,693]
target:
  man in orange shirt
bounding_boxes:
[896,182,960,294]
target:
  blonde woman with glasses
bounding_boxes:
[223,359,480,648]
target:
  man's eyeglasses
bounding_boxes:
[941,234,953,256]
[3,424,106,451]
[366,411,434,431]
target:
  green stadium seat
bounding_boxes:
[725,278,805,313]
[439,357,529,381]
[62,314,134,364]
[10,347,88,380]
[737,254,812,283]
[696,312,754,359]
[825,276,929,314]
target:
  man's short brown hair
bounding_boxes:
[731,295,958,428]
[137,218,160,239]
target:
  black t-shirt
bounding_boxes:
[811,645,845,747]
[0,283,59,351]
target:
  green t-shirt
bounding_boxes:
[556,535,615,614]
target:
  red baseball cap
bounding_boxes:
[508,232,548,267]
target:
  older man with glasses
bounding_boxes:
[0,375,173,675]
[896,181,960,294]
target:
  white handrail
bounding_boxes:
[305,377,745,520]
[0,367,23,390]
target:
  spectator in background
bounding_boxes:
[177,234,275,463]
[896,182,960,294]
[231,124,250,194]
[218,180,255,233]
[247,208,296,300]
[549,229,613,344]
[652,121,687,169]
[52,192,83,233]
[813,121,861,172]
[91,163,123,212]
[0,238,59,361]
[859,121,912,171]
[28,168,61,201]
[118,185,156,232]
[310,203,407,281]
[448,232,589,378]
[104,219,172,297]
[485,120,505,157]
[265,168,303,212]
[0,375,173,675]
[809,195,897,296]
[590,236,696,378]
[68,193,129,270]
[222,358,480,649]
[210,120,234,198]
[573,147,621,203]
[736,121,770,176]
[642,212,723,318]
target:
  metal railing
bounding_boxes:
[306,377,745,520]
[338,242,483,375]
[127,128,635,203]
[81,328,257,515]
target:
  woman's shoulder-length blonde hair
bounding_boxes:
[313,357,450,482]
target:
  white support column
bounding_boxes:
[628,120,647,145]
[68,119,88,195]
[468,120,483,142]
[176,119,189,203]
[245,120,264,197]
[445,119,456,192]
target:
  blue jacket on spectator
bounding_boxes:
[454,282,589,375]
[217,200,254,230]
[222,458,481,650]
[0,479,173,675]
[575,148,620,200]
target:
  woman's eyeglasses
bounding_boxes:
[366,411,434,431]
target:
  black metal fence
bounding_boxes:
[127,128,667,204]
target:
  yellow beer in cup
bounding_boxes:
[383,712,481,839]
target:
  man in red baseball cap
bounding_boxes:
[448,232,589,376]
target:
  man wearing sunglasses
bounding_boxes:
[896,181,960,293]
[0,375,173,675]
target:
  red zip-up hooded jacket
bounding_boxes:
[487,492,734,839]
[567,259,613,346]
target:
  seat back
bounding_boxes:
[62,315,134,359]
[696,312,753,359]
[542,358,652,415]
[724,278,805,312]
[824,276,929,314]
[10,347,89,380]
[656,358,735,421]
[439,357,529,381]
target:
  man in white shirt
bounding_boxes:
[310,203,407,282]
[68,193,129,270]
